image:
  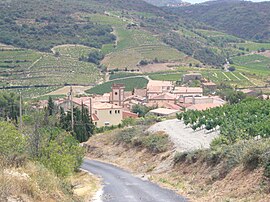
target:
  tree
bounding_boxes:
[0,92,20,122]
[47,96,55,116]
[38,127,85,177]
[0,122,25,157]
[60,106,94,142]
[87,51,104,65]
[132,104,152,117]
[139,60,148,66]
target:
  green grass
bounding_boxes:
[86,77,148,94]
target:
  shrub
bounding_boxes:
[0,122,26,162]
[174,152,188,164]
[38,128,85,177]
[139,60,149,66]
[263,151,270,178]
[242,143,264,170]
[228,66,236,72]
[115,128,137,144]
[142,132,169,153]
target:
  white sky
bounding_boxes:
[185,0,270,4]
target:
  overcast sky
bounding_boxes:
[185,0,270,4]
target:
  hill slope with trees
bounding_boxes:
[169,0,270,42]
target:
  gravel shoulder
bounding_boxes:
[147,119,219,152]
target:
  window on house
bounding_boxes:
[115,92,118,95]
[95,110,97,114]
[115,110,117,114]
[94,122,97,126]
[105,122,110,126]
[109,110,112,114]
[118,110,120,113]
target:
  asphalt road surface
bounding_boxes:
[81,159,188,202]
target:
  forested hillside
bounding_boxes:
[169,0,270,41]
[0,0,228,66]
[1,0,270,73]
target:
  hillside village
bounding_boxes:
[1,0,270,201]
[35,73,228,127]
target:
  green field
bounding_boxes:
[149,73,183,81]
[234,42,270,51]
[86,77,148,94]
[232,54,270,75]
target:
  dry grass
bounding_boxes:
[0,159,79,202]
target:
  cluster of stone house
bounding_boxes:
[36,73,226,127]
[54,84,139,128]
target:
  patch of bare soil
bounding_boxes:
[70,171,100,202]
[259,50,270,58]
[84,131,270,202]
[139,63,180,73]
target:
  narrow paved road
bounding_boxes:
[81,159,188,202]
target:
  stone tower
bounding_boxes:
[111,83,125,106]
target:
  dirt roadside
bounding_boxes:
[84,130,270,202]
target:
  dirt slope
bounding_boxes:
[84,130,270,202]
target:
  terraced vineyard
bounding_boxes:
[52,45,96,59]
[83,13,194,70]
[0,44,101,98]
[201,70,254,87]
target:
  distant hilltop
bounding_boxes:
[144,0,191,7]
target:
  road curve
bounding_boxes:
[81,159,188,202]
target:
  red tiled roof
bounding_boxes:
[186,103,222,111]
[123,111,139,119]
[91,114,99,121]
[149,93,176,100]
[161,102,181,110]
[134,88,147,97]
